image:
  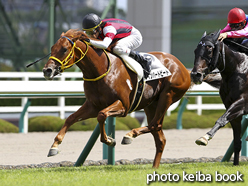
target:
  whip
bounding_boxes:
[26,53,51,68]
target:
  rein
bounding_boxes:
[208,42,225,75]
[224,39,248,52]
[218,42,226,73]
[82,49,111,81]
[49,36,111,81]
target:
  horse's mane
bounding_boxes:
[62,29,88,41]
[205,31,247,54]
[62,29,116,52]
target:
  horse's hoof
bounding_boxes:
[107,136,116,147]
[47,147,59,157]
[121,135,133,145]
[195,137,208,146]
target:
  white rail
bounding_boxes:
[0,72,225,133]
[186,82,224,115]
[0,72,84,133]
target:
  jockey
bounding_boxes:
[218,8,248,50]
[82,13,151,79]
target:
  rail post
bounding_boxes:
[19,98,31,133]
[106,117,116,165]
[176,98,188,130]
[177,92,220,129]
[74,117,116,166]
[49,0,55,49]
[241,125,248,156]
[74,123,100,167]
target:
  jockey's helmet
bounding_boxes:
[228,8,246,24]
[82,13,102,32]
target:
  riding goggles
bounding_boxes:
[229,22,243,29]
[83,21,102,36]
[84,30,96,37]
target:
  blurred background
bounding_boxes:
[1,0,248,72]
[1,0,248,129]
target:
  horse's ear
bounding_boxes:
[60,32,65,37]
[213,29,221,41]
[79,32,89,41]
[201,31,207,38]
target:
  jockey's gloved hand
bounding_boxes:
[218,33,227,42]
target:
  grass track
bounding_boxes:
[0,162,247,186]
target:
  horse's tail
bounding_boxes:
[187,69,221,90]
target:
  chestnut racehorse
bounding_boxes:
[43,29,191,168]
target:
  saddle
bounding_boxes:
[125,52,172,113]
[108,50,172,112]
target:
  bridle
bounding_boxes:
[49,36,111,81]
[197,37,226,74]
[49,36,88,73]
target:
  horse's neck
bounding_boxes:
[219,44,244,77]
[76,41,108,78]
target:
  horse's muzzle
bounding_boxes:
[190,71,203,84]
[43,67,56,80]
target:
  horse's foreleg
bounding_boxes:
[97,100,126,146]
[196,97,244,146]
[151,129,166,168]
[230,117,242,165]
[48,101,98,157]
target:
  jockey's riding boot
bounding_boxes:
[129,51,151,79]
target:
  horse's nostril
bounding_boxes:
[43,67,52,75]
[43,68,54,79]
[46,68,52,74]
[195,72,202,78]
[191,71,203,84]
[191,71,202,78]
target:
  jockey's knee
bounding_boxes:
[113,45,130,56]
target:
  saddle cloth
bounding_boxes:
[139,52,171,81]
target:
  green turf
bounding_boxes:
[0,162,247,186]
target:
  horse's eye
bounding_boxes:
[62,47,67,53]
[206,46,213,53]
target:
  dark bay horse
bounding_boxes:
[191,30,248,165]
[43,29,191,168]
